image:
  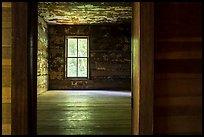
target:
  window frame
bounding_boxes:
[65,36,89,80]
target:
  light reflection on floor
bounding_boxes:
[48,90,131,96]
[37,90,131,135]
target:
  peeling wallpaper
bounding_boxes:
[37,16,48,94]
[38,2,132,25]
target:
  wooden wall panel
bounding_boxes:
[155,59,202,73]
[49,79,131,90]
[154,79,202,97]
[2,47,12,59]
[2,125,11,135]
[154,96,202,116]
[2,104,11,123]
[154,115,202,135]
[2,66,11,87]
[155,73,202,79]
[2,29,12,45]
[2,88,11,103]
[2,2,11,7]
[11,2,29,135]
[2,3,12,135]
[154,2,202,135]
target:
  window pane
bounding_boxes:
[67,58,77,77]
[68,38,77,57]
[78,58,87,77]
[78,38,87,57]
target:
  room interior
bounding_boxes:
[2,2,202,135]
[36,2,132,135]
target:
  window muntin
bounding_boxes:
[65,36,89,78]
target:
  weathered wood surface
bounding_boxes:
[37,90,131,135]
[48,24,131,90]
[154,115,202,135]
[48,79,131,90]
[154,2,202,135]
[2,3,12,135]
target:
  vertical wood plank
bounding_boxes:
[131,2,140,135]
[132,2,154,135]
[27,2,38,135]
[2,2,11,7]
[2,3,12,135]
[139,2,154,135]
[11,2,28,135]
[154,2,202,135]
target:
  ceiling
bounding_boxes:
[38,2,132,25]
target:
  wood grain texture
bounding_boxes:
[154,115,202,135]
[2,66,11,87]
[155,51,202,60]
[2,4,12,135]
[155,59,202,73]
[154,79,202,97]
[2,124,11,135]
[2,7,11,17]
[154,96,202,116]
[2,28,12,45]
[2,59,11,66]
[2,104,11,122]
[155,73,202,80]
[37,90,131,135]
[154,3,202,38]
[2,87,11,103]
[2,2,12,7]
[11,2,29,135]
[139,2,154,135]
[2,47,11,59]
[131,3,140,134]
[154,2,202,135]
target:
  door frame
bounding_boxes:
[11,2,154,135]
[11,2,37,135]
[132,3,154,135]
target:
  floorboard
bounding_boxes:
[37,90,131,135]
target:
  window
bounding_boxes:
[65,36,89,78]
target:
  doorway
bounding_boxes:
[11,2,154,135]
[37,2,132,135]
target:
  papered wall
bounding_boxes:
[48,24,131,90]
[37,16,48,94]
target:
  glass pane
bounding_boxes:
[67,58,77,77]
[68,38,77,57]
[78,58,87,77]
[78,38,87,57]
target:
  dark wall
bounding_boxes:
[48,24,131,90]
[154,2,202,135]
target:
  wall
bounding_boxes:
[154,3,202,134]
[48,24,131,90]
[37,16,48,94]
[2,2,12,135]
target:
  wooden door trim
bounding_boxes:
[132,2,154,135]
[12,2,29,135]
[11,2,37,135]
[139,2,154,134]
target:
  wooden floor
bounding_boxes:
[37,90,131,135]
